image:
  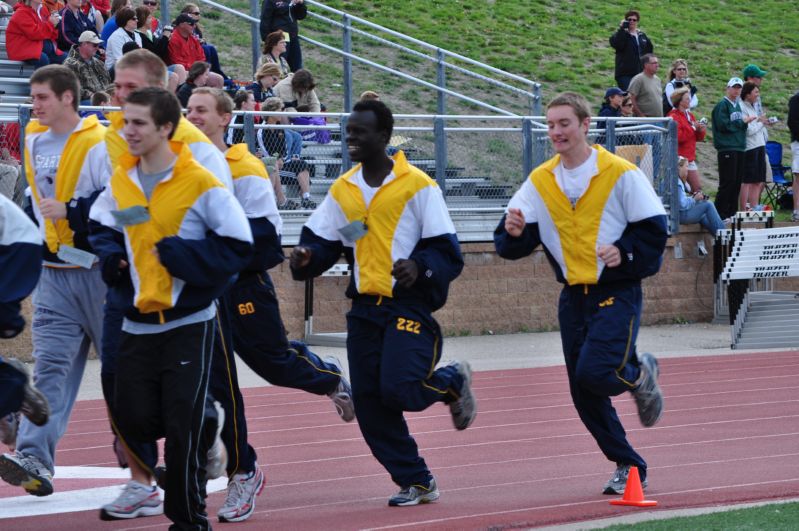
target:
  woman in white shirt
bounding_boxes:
[739,81,768,210]
[104,7,140,70]
[664,59,699,112]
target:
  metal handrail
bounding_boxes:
[304,1,540,90]
[191,0,540,114]
[304,11,537,100]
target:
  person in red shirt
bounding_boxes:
[6,0,65,68]
[167,14,223,88]
[667,86,707,194]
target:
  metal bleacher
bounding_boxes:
[0,12,34,112]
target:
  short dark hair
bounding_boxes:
[624,9,640,20]
[125,87,181,139]
[115,7,137,28]
[30,65,80,112]
[91,91,110,106]
[641,53,656,66]
[187,61,210,83]
[352,99,394,139]
[233,89,253,109]
[741,81,759,101]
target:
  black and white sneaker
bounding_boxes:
[602,463,648,495]
[324,357,355,422]
[5,359,49,426]
[388,477,440,507]
[632,353,664,427]
[448,361,476,430]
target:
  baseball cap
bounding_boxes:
[172,14,196,26]
[605,87,626,99]
[727,77,744,88]
[742,64,767,79]
[78,31,102,44]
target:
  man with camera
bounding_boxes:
[609,10,653,91]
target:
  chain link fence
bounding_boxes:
[7,105,679,232]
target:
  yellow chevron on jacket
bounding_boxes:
[106,112,215,168]
[24,115,106,254]
[330,151,435,297]
[111,141,222,314]
[531,147,634,285]
[226,143,269,181]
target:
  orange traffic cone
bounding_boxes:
[609,466,657,507]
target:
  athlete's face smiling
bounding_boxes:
[186,93,229,138]
[546,105,590,158]
[346,110,388,163]
[113,66,150,105]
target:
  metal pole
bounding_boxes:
[243,112,256,154]
[434,117,447,195]
[160,0,170,30]
[19,106,30,173]
[250,0,260,75]
[522,118,533,177]
[342,15,352,112]
[606,120,616,153]
[533,84,542,116]
[666,119,679,234]
[436,49,445,115]
[340,115,351,172]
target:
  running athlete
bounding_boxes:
[494,92,667,495]
[290,100,476,506]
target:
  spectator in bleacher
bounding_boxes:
[104,7,140,70]
[667,86,706,195]
[175,60,210,107]
[141,0,161,37]
[712,77,756,220]
[620,94,634,117]
[225,89,256,145]
[0,153,22,205]
[598,87,624,122]
[739,81,768,211]
[99,0,130,45]
[78,89,109,120]
[627,54,662,118]
[246,62,281,103]
[56,0,95,52]
[676,156,724,236]
[259,0,306,72]
[180,3,229,82]
[274,69,320,113]
[133,6,154,48]
[168,13,223,88]
[258,96,315,209]
[88,0,109,19]
[7,0,66,67]
[259,29,290,77]
[81,0,104,34]
[663,59,698,113]
[42,0,63,13]
[609,9,653,91]
[64,30,110,103]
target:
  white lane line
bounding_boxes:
[0,469,228,520]
[362,478,799,530]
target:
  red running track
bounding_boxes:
[2,351,798,530]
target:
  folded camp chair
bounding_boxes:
[764,141,793,209]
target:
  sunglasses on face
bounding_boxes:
[143,1,157,5]
[623,103,633,107]
[627,18,638,22]
[190,11,200,15]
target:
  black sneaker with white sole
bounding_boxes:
[632,353,664,427]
